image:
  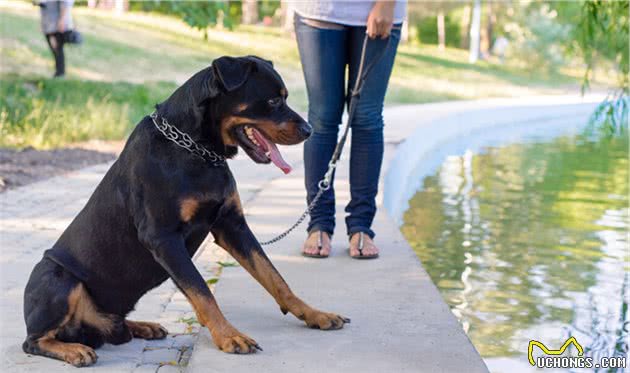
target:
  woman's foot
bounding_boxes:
[349,232,379,259]
[302,231,332,258]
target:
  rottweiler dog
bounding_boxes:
[22,56,349,367]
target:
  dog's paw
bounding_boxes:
[213,330,262,354]
[125,320,168,340]
[61,343,98,367]
[304,310,351,330]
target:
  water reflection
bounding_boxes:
[401,134,629,371]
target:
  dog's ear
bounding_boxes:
[212,56,255,93]
[246,55,273,68]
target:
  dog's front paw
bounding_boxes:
[304,310,350,330]
[212,329,262,354]
[61,343,98,367]
[125,320,168,340]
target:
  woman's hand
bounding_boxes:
[57,19,65,33]
[367,1,395,39]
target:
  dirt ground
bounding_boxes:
[0,141,124,192]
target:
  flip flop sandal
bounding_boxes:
[349,232,379,260]
[302,231,330,258]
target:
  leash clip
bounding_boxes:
[318,161,337,191]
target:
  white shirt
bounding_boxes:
[40,0,74,34]
[293,0,406,26]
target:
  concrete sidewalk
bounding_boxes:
[2,96,598,372]
[186,163,486,372]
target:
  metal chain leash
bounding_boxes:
[150,112,226,166]
[258,186,326,245]
[259,34,390,246]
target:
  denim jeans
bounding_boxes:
[295,16,400,239]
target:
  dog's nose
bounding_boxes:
[299,123,312,138]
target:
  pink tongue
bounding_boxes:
[252,129,292,174]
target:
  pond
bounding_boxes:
[401,133,628,371]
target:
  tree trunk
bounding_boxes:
[460,5,471,49]
[401,1,409,43]
[469,0,481,63]
[242,0,259,25]
[437,10,445,50]
[281,0,294,33]
[486,3,495,52]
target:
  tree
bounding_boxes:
[242,0,259,25]
[577,0,629,135]
[408,1,464,49]
[459,5,471,49]
[129,1,238,39]
[437,9,445,50]
[469,0,481,63]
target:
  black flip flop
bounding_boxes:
[349,232,379,259]
[302,231,330,258]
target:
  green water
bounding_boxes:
[401,134,629,370]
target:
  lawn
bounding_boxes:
[0,0,596,148]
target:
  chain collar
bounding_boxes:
[150,112,226,166]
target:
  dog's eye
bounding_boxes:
[267,97,282,107]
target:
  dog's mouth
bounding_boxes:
[234,125,292,174]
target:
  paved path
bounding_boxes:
[1,96,601,372]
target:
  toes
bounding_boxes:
[234,336,251,354]
[303,245,316,255]
[326,315,345,330]
[219,335,260,354]
[155,325,168,339]
[307,312,349,330]
[65,345,97,367]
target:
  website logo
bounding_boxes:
[528,337,627,370]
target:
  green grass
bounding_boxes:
[0,0,600,148]
[0,75,175,148]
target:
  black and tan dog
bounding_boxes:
[22,56,349,367]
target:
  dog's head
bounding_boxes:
[159,56,311,174]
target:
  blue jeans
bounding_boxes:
[295,16,400,239]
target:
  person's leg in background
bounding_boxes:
[345,26,401,257]
[45,32,65,77]
[295,17,348,256]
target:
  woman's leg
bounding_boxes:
[45,32,65,77]
[345,27,401,241]
[295,17,348,239]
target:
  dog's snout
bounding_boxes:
[299,123,312,138]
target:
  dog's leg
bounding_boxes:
[211,192,350,330]
[124,320,168,340]
[24,280,110,366]
[139,228,260,354]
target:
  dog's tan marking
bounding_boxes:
[225,191,243,215]
[235,103,248,112]
[67,283,114,334]
[125,320,168,340]
[37,331,98,367]
[180,197,200,222]
[280,88,287,97]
